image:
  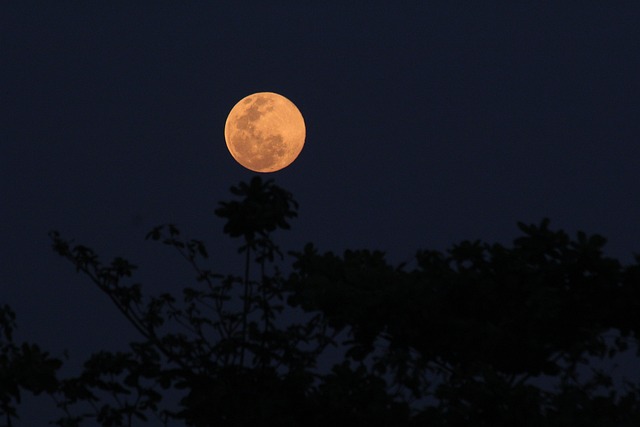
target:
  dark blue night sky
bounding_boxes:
[2,2,640,423]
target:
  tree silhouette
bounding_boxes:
[0,305,60,427]
[2,177,640,426]
[287,222,640,425]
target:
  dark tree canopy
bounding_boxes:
[2,177,640,426]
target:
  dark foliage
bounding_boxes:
[2,176,640,426]
[0,305,61,427]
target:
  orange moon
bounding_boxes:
[224,92,306,173]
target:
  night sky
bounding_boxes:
[2,2,640,423]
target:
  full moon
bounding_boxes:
[224,92,306,173]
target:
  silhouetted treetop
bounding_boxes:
[214,176,298,242]
[3,177,640,426]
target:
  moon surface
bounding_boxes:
[224,92,306,173]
